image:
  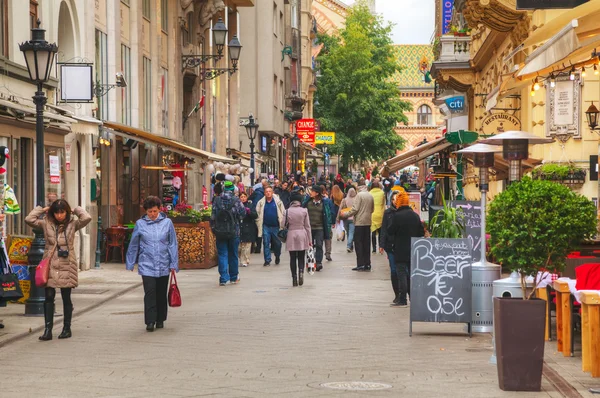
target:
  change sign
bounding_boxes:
[314,132,335,144]
[296,118,315,144]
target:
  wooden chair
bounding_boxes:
[105,227,127,263]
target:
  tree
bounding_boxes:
[314,1,410,164]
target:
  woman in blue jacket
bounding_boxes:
[126,196,179,332]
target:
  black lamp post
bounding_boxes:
[291,133,300,174]
[245,113,259,184]
[19,21,58,316]
[322,145,328,178]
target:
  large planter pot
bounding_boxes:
[494,297,546,391]
[170,220,217,269]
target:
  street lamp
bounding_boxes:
[245,113,259,184]
[322,145,328,178]
[292,133,300,174]
[19,21,58,316]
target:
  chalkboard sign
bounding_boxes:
[409,238,472,336]
[451,201,483,263]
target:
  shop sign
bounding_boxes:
[517,0,588,10]
[441,0,454,35]
[445,96,466,114]
[296,119,316,144]
[481,113,521,136]
[49,155,60,184]
[546,73,581,139]
[298,131,315,144]
[315,132,336,144]
[65,144,71,171]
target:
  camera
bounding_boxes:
[58,249,69,258]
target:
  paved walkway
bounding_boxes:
[0,240,597,397]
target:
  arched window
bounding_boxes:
[417,104,432,125]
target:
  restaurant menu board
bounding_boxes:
[409,238,472,336]
[450,201,483,263]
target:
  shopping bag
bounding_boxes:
[35,258,50,287]
[0,272,23,301]
[306,247,316,275]
[168,269,181,307]
[335,221,345,241]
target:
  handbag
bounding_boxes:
[35,258,51,287]
[0,250,23,301]
[277,210,289,243]
[168,269,181,307]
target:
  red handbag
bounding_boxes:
[35,258,51,287]
[168,269,181,307]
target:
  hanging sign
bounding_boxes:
[481,113,521,136]
[314,132,336,144]
[65,144,72,171]
[296,118,316,144]
[49,155,60,184]
[517,0,588,10]
[441,0,454,35]
[547,74,581,139]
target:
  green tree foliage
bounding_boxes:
[487,178,597,298]
[314,1,410,163]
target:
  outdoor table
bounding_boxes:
[580,291,600,377]
[536,287,551,341]
[553,279,573,357]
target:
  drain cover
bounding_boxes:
[320,382,392,391]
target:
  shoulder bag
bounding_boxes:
[168,269,182,307]
[277,210,289,243]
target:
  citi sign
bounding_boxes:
[445,96,466,113]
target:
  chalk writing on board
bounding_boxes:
[451,201,483,262]
[412,239,472,319]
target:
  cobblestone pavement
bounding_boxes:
[0,240,592,397]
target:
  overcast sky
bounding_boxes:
[344,0,435,44]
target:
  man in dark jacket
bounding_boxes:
[249,179,267,253]
[388,189,424,307]
[302,185,332,271]
[379,190,400,306]
[275,181,291,209]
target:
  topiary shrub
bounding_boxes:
[487,177,597,298]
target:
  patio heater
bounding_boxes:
[480,131,553,183]
[455,143,502,333]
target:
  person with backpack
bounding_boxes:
[255,186,286,266]
[210,181,247,286]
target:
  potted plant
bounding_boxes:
[531,163,586,187]
[429,198,465,238]
[163,203,205,223]
[487,177,596,391]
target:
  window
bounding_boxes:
[30,1,38,30]
[142,0,151,20]
[161,0,168,32]
[95,30,109,119]
[279,79,284,110]
[183,11,194,45]
[273,3,277,37]
[120,45,132,125]
[273,75,278,108]
[0,0,7,57]
[143,57,152,131]
[417,104,432,125]
[291,0,298,29]
[280,11,283,40]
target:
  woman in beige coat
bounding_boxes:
[25,200,92,341]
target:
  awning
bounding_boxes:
[0,98,78,128]
[102,121,235,163]
[71,115,101,136]
[383,136,452,173]
[520,0,600,50]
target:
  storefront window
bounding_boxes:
[1,137,33,236]
[45,146,66,206]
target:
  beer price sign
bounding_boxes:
[296,118,315,144]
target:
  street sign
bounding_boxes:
[239,117,258,126]
[409,238,472,336]
[315,132,336,144]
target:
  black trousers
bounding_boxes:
[45,287,72,307]
[371,228,380,252]
[142,275,169,325]
[311,229,325,264]
[396,262,410,303]
[289,250,306,277]
[354,226,371,267]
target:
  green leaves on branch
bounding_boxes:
[430,198,466,239]
[314,1,410,163]
[487,177,597,298]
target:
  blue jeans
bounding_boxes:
[216,237,240,284]
[386,250,397,275]
[344,220,355,250]
[263,225,282,263]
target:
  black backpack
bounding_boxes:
[213,196,237,240]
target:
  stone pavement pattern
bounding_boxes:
[0,240,595,397]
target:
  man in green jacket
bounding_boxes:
[302,185,332,271]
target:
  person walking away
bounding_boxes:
[380,191,401,306]
[211,181,247,285]
[302,185,331,271]
[276,180,292,209]
[249,179,267,253]
[338,187,357,252]
[126,196,179,331]
[388,189,425,307]
[321,187,335,262]
[286,191,312,286]
[238,192,258,267]
[256,186,286,266]
[25,199,92,340]
[370,180,386,253]
[342,178,374,271]
[331,185,344,241]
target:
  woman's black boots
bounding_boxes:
[39,302,54,341]
[58,304,73,339]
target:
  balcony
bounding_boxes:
[435,35,470,63]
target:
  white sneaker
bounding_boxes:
[241,263,248,267]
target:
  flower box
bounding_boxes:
[170,220,217,269]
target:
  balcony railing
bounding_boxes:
[435,35,471,63]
